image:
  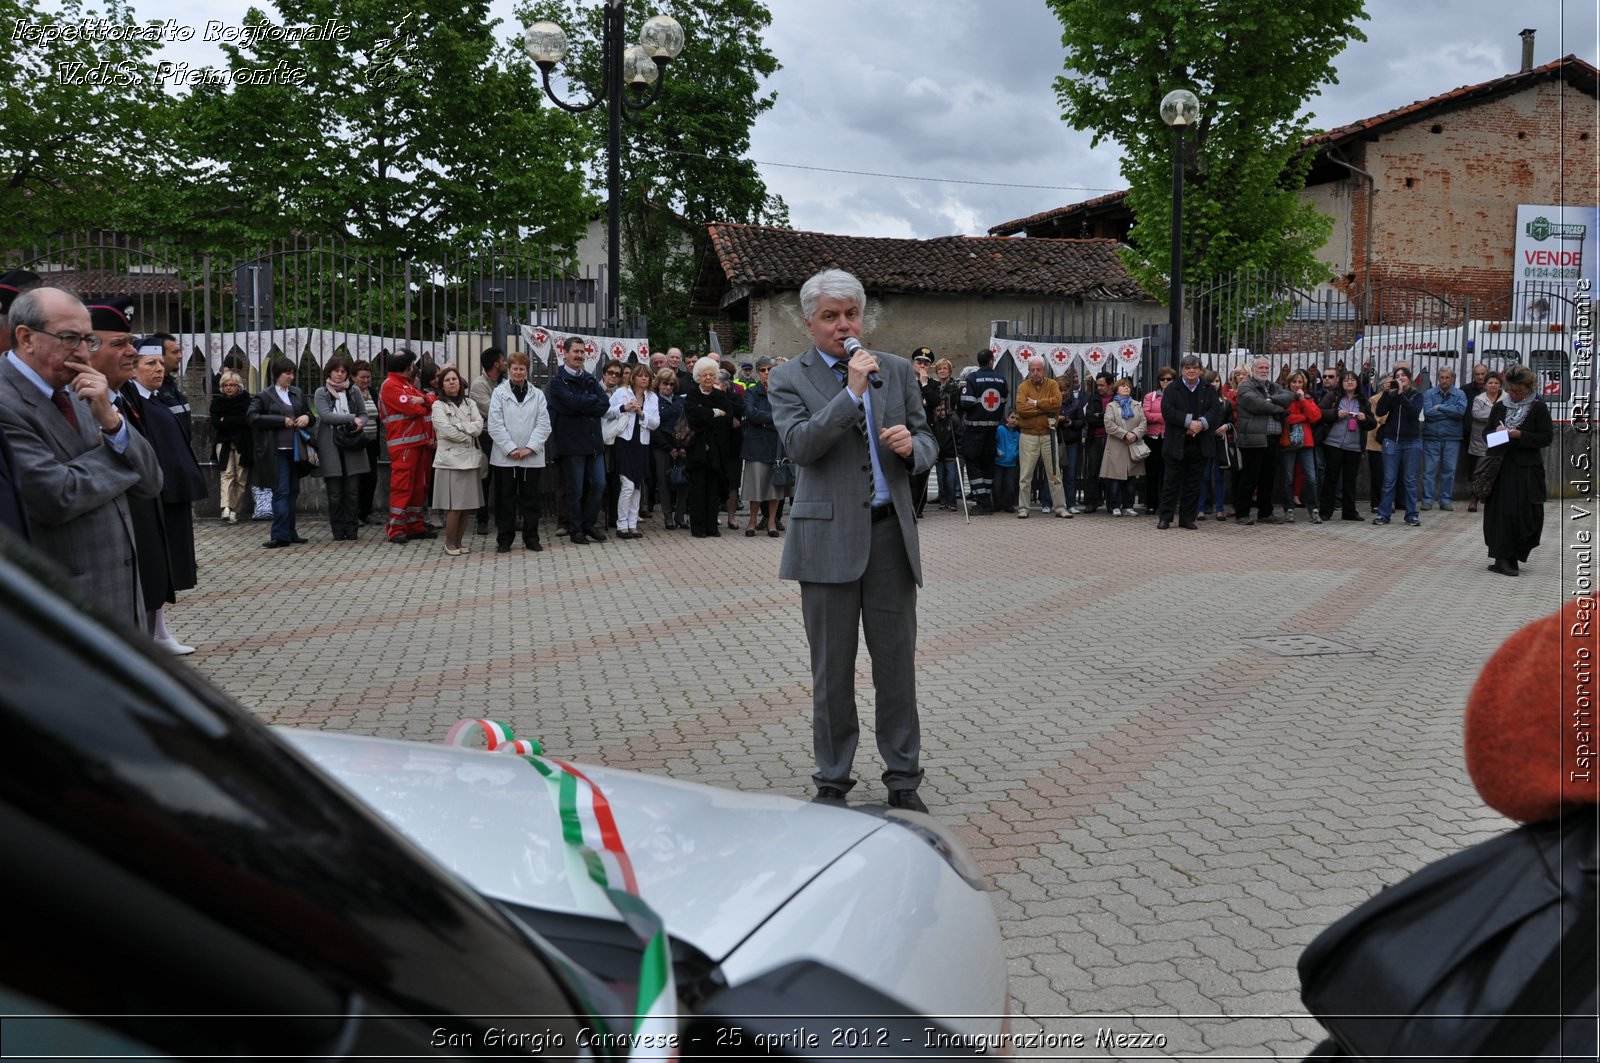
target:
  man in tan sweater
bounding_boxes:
[1014,357,1070,518]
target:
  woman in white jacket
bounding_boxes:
[607,363,660,539]
[487,352,553,554]
[431,365,484,556]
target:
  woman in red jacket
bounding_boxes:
[1276,370,1322,523]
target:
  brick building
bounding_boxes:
[689,223,1161,363]
[989,52,1598,317]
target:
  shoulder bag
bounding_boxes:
[1127,439,1151,462]
[771,458,796,488]
[1472,453,1504,499]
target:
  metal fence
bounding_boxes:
[4,232,636,396]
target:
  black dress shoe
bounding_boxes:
[768,530,780,538]
[775,521,786,532]
[707,528,721,537]
[813,785,848,806]
[262,539,289,549]
[525,541,543,552]
[496,542,512,554]
[289,535,309,544]
[1156,519,1171,530]
[584,529,607,542]
[1490,560,1521,576]
[416,529,438,540]
[1179,520,1198,530]
[388,534,409,544]
[887,789,929,814]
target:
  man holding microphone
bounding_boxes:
[768,269,938,813]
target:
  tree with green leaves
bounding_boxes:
[169,0,593,257]
[517,0,786,347]
[1048,0,1367,339]
[0,0,176,244]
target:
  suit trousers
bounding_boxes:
[1159,448,1206,523]
[800,515,923,794]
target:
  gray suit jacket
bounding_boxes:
[769,347,937,586]
[0,357,163,626]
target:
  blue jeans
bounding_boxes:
[1378,439,1421,520]
[1278,445,1319,513]
[1420,438,1459,505]
[560,452,606,533]
[1060,442,1080,509]
[272,450,300,543]
[1198,455,1227,513]
[936,459,960,507]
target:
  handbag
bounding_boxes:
[602,413,627,445]
[293,427,319,474]
[1127,439,1151,462]
[1220,435,1243,472]
[667,461,690,489]
[1287,423,1306,449]
[771,459,796,488]
[333,423,367,450]
[1298,807,1597,1061]
[1472,453,1504,499]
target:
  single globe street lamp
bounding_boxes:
[1160,89,1200,369]
[525,3,685,332]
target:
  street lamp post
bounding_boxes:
[525,2,685,333]
[1159,89,1200,369]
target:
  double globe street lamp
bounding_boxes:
[525,3,685,332]
[1160,88,1200,368]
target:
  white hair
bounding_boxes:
[1028,356,1046,369]
[692,356,721,378]
[799,268,865,321]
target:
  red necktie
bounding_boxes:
[51,389,80,431]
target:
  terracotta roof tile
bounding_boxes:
[704,223,1147,301]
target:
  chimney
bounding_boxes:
[1520,28,1536,72]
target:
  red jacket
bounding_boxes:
[379,372,435,455]
[1280,396,1321,446]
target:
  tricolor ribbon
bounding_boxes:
[446,720,676,1060]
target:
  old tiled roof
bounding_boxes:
[33,269,187,297]
[702,223,1149,303]
[989,55,1598,238]
[989,190,1129,238]
[1307,54,1596,148]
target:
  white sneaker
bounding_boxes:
[220,507,231,521]
[1056,507,1072,518]
[1111,508,1122,517]
[154,635,196,656]
[1016,508,1029,519]
[1068,505,1083,515]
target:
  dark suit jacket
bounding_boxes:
[769,347,937,586]
[0,427,30,541]
[545,367,609,457]
[1160,379,1225,460]
[0,356,163,626]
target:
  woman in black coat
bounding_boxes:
[1481,364,1553,577]
[210,369,253,523]
[683,357,741,538]
[247,356,315,548]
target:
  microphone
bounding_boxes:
[841,337,883,389]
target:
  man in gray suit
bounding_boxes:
[769,269,938,812]
[0,288,162,627]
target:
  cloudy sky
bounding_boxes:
[63,0,1600,238]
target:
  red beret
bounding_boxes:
[1465,598,1600,822]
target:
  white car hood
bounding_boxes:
[276,730,883,961]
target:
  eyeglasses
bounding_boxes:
[27,328,103,352]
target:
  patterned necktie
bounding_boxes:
[51,389,79,431]
[831,360,847,388]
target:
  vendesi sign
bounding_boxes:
[1515,204,1598,291]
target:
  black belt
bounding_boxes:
[870,502,895,522]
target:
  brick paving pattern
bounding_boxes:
[185,500,1568,1058]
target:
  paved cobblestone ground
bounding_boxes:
[184,499,1571,1059]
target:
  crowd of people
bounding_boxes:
[943,350,1553,575]
[0,265,1561,667]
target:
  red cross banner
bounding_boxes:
[991,334,1148,379]
[520,326,651,374]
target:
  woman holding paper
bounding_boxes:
[1481,365,1552,577]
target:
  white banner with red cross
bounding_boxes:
[520,326,650,374]
[992,335,1145,379]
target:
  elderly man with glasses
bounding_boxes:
[0,288,162,625]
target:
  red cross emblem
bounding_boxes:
[980,388,1003,412]
[1120,344,1138,361]
[1050,347,1070,367]
[638,340,650,357]
[610,341,625,359]
[1085,346,1106,367]
[584,341,597,357]
[532,328,548,347]
[990,340,1003,356]
[1018,344,1036,362]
